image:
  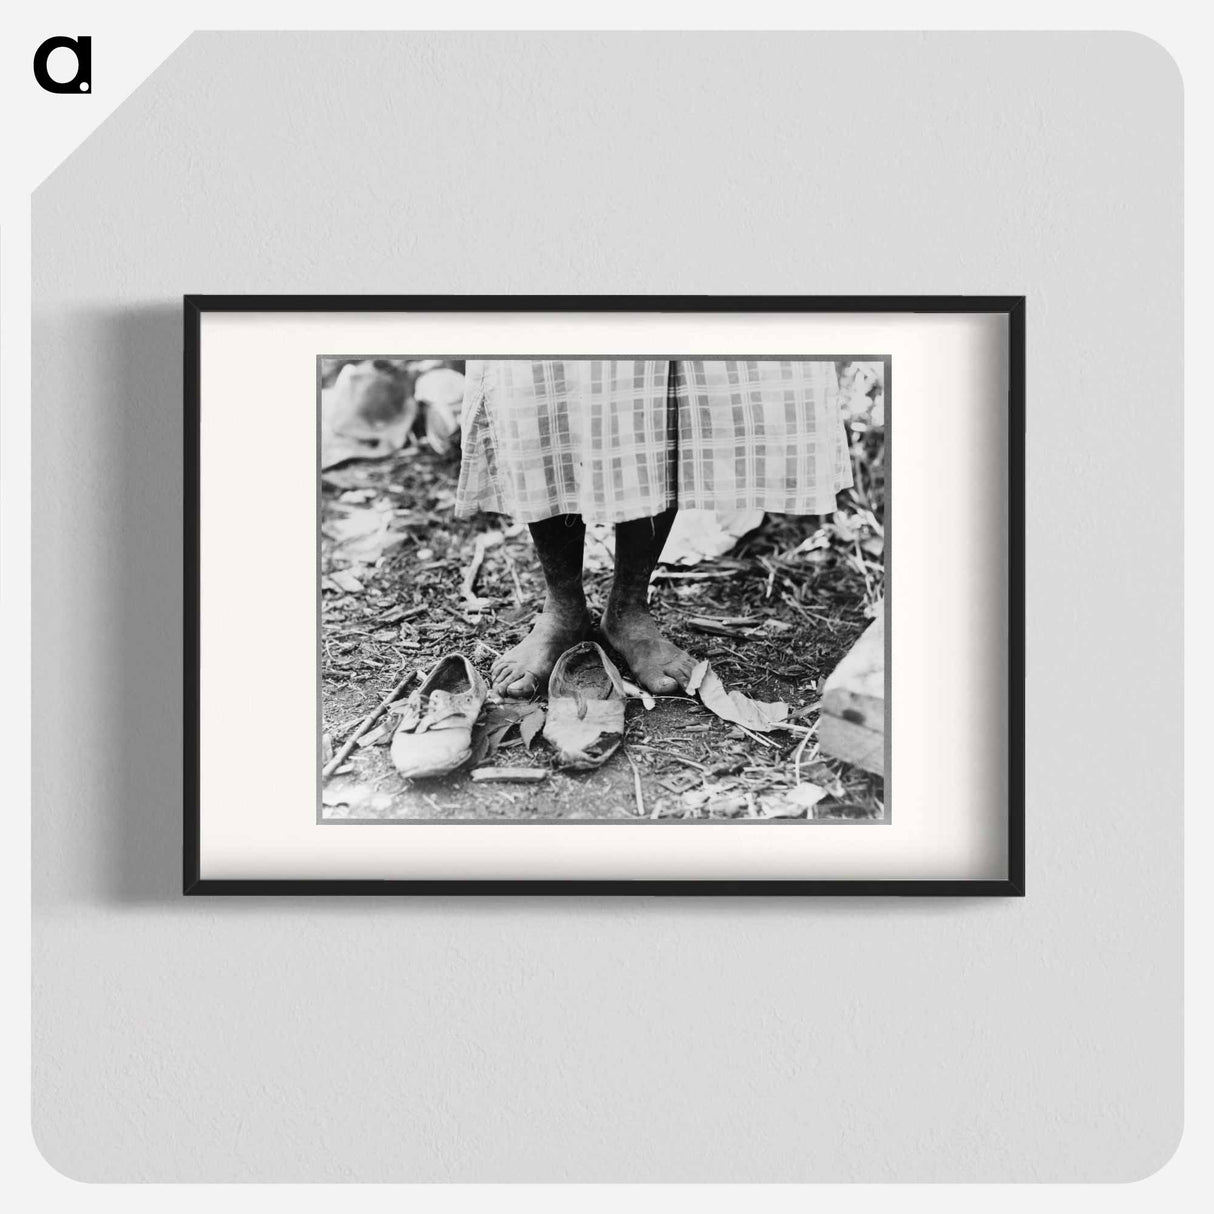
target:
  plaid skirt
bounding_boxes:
[455,360,853,526]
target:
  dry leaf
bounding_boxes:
[658,508,764,566]
[326,501,406,569]
[684,660,710,697]
[681,782,731,808]
[761,784,827,818]
[695,663,788,733]
[321,778,373,808]
[329,570,363,594]
[356,722,393,748]
[481,724,514,758]
[787,783,828,807]
[520,708,546,750]
[473,700,538,760]
[755,619,793,636]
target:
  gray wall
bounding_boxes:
[32,33,1182,1181]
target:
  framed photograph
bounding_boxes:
[185,296,1023,894]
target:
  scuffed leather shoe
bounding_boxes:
[542,641,627,769]
[391,654,488,778]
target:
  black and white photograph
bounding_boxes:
[319,355,888,823]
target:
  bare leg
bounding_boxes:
[491,515,592,697]
[600,508,697,695]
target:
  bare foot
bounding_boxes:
[600,600,697,695]
[491,603,592,697]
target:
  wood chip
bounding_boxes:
[470,768,548,783]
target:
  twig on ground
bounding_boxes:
[686,616,759,638]
[460,531,501,612]
[793,726,814,785]
[759,556,777,600]
[650,569,736,582]
[852,537,876,605]
[624,749,645,817]
[780,591,834,627]
[322,668,418,780]
[629,744,709,772]
[500,542,525,605]
[734,724,780,749]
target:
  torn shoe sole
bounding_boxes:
[542,641,627,770]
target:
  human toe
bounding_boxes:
[491,662,520,692]
[505,672,539,698]
[646,673,678,695]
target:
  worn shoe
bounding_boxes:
[542,641,627,769]
[391,654,488,778]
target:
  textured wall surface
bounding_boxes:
[31,32,1182,1181]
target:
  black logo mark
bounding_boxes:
[33,36,91,94]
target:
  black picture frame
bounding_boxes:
[184,295,1025,896]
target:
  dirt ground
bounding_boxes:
[320,436,886,823]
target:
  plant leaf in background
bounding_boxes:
[658,508,765,566]
[414,367,467,456]
[321,360,417,469]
